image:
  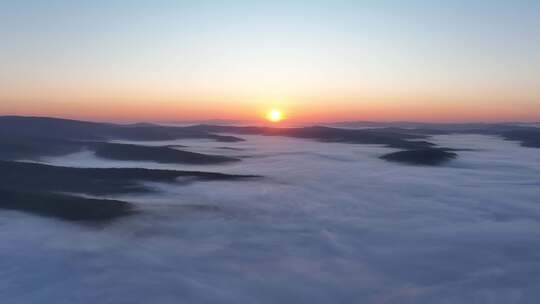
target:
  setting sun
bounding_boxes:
[266,109,284,123]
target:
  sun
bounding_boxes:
[266,109,284,123]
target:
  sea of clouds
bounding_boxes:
[1,134,540,303]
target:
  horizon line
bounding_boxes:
[2,114,539,126]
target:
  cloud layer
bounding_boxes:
[2,134,540,303]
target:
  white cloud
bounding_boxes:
[1,134,540,303]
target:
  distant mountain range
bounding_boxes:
[327,120,540,130]
[1,115,539,221]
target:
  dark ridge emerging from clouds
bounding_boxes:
[0,116,261,221]
[2,116,538,169]
[186,125,436,149]
[0,116,244,162]
[0,189,134,222]
[0,161,257,221]
[330,120,540,148]
[92,142,240,164]
[0,132,82,161]
[0,161,258,195]
[380,148,458,165]
[186,124,464,165]
[0,116,449,165]
[499,129,540,148]
[0,116,244,142]
[6,115,537,221]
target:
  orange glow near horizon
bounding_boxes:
[1,89,539,124]
[1,95,540,124]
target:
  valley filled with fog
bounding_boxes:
[2,133,539,304]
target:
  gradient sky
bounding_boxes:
[1,0,539,123]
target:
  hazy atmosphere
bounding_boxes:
[1,0,539,122]
[1,1,539,304]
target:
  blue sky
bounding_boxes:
[1,0,539,121]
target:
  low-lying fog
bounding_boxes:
[2,134,540,303]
